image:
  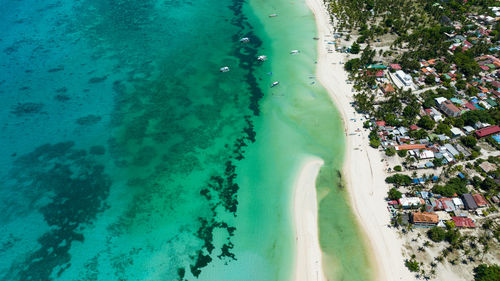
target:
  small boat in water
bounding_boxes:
[220,66,230,72]
[290,50,299,54]
[257,55,267,61]
[269,14,278,17]
[240,37,250,43]
[271,81,279,87]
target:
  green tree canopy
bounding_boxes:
[432,177,468,196]
[427,226,446,242]
[418,115,435,130]
[386,174,412,186]
[351,42,361,54]
[388,187,402,200]
[474,264,500,281]
[461,135,477,148]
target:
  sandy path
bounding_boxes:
[293,157,326,281]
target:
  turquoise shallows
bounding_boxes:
[0,0,372,280]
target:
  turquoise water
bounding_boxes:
[0,0,372,280]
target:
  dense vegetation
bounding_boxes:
[385,174,412,186]
[473,264,500,281]
[432,177,468,196]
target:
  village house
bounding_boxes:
[452,216,476,228]
[473,194,488,208]
[475,125,500,138]
[439,100,462,117]
[440,198,456,212]
[462,193,478,210]
[450,127,465,138]
[399,197,425,208]
[479,161,497,173]
[412,212,439,227]
[452,197,464,209]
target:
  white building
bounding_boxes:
[435,97,447,105]
[450,127,465,138]
[452,197,464,209]
[419,150,434,159]
[399,197,423,208]
[463,126,475,134]
[396,70,413,87]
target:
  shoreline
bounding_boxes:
[304,0,416,280]
[293,157,326,281]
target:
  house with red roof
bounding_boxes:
[475,125,500,138]
[440,100,462,117]
[464,102,478,111]
[472,194,488,207]
[382,83,395,94]
[390,64,402,70]
[366,70,384,77]
[395,144,428,151]
[452,217,476,228]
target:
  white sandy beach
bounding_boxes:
[293,157,327,281]
[305,0,417,280]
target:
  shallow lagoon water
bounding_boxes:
[0,0,372,280]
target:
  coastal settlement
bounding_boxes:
[325,0,500,279]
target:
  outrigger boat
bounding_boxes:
[240,37,250,43]
[269,14,278,17]
[220,66,230,72]
[271,81,279,87]
[257,55,267,61]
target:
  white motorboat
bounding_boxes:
[290,50,299,54]
[271,81,279,87]
[240,37,250,43]
[269,14,278,17]
[220,66,230,72]
[257,55,267,61]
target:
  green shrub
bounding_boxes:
[370,138,381,148]
[388,188,402,200]
[397,149,407,157]
[405,259,420,272]
[385,147,396,156]
[427,227,446,242]
[473,264,500,281]
[386,174,412,186]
